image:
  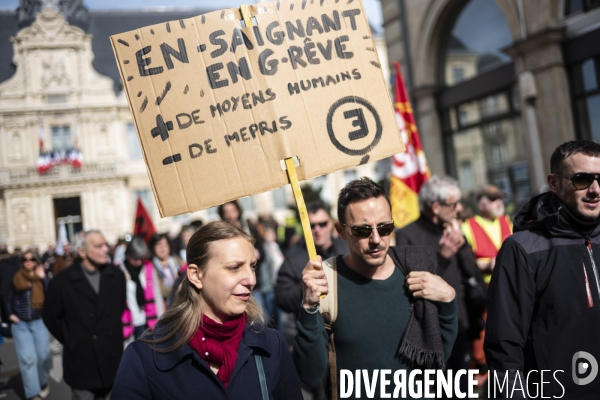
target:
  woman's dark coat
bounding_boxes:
[42,260,126,391]
[112,325,303,400]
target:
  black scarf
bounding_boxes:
[124,261,145,309]
[388,246,446,369]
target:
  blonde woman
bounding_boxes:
[113,221,302,399]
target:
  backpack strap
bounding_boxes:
[320,257,338,323]
[320,257,338,400]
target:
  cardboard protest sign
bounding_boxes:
[111,0,404,217]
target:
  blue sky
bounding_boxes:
[0,0,384,29]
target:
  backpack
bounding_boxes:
[319,247,435,400]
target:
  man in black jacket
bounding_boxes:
[485,140,600,399]
[43,230,126,400]
[396,175,485,393]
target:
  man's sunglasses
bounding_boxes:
[553,173,600,190]
[342,221,395,238]
[310,221,329,229]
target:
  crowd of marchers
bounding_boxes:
[0,139,599,400]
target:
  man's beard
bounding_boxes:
[357,246,388,269]
[566,198,600,222]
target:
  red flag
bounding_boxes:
[134,197,156,243]
[390,62,430,228]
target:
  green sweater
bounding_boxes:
[292,255,458,399]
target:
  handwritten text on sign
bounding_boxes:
[111,0,403,217]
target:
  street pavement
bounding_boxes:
[0,337,70,400]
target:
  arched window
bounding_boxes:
[437,0,531,211]
[443,0,513,86]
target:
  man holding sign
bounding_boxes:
[293,178,458,399]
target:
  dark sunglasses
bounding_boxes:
[554,173,600,190]
[343,221,395,238]
[21,257,36,262]
[310,221,329,229]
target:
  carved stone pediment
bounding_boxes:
[14,5,86,43]
[42,57,71,88]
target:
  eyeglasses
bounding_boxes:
[553,173,600,190]
[342,221,395,238]
[21,257,35,262]
[439,200,460,210]
[310,221,329,230]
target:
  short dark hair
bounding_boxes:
[149,233,173,257]
[550,140,600,174]
[306,200,330,217]
[217,200,242,221]
[337,177,390,224]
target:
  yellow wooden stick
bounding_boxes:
[285,158,318,261]
[284,158,325,300]
[240,4,253,27]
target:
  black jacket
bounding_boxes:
[0,254,21,322]
[113,325,303,399]
[6,274,49,322]
[485,192,600,399]
[396,216,483,333]
[275,238,348,314]
[42,260,126,391]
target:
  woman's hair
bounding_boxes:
[21,249,41,266]
[148,233,173,258]
[142,221,265,352]
[217,200,242,221]
[125,236,150,259]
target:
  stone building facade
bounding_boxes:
[381,0,600,211]
[0,1,388,250]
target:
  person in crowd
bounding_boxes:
[276,201,349,315]
[462,186,513,279]
[120,237,165,341]
[176,225,198,263]
[294,178,457,399]
[460,185,513,379]
[7,250,51,400]
[52,241,75,277]
[0,243,8,255]
[276,200,348,348]
[486,140,600,398]
[40,245,55,264]
[43,230,126,400]
[112,238,127,268]
[254,216,284,330]
[395,176,485,394]
[0,250,21,326]
[112,221,303,399]
[149,233,183,304]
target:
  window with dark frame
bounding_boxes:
[570,56,600,142]
[565,0,600,16]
